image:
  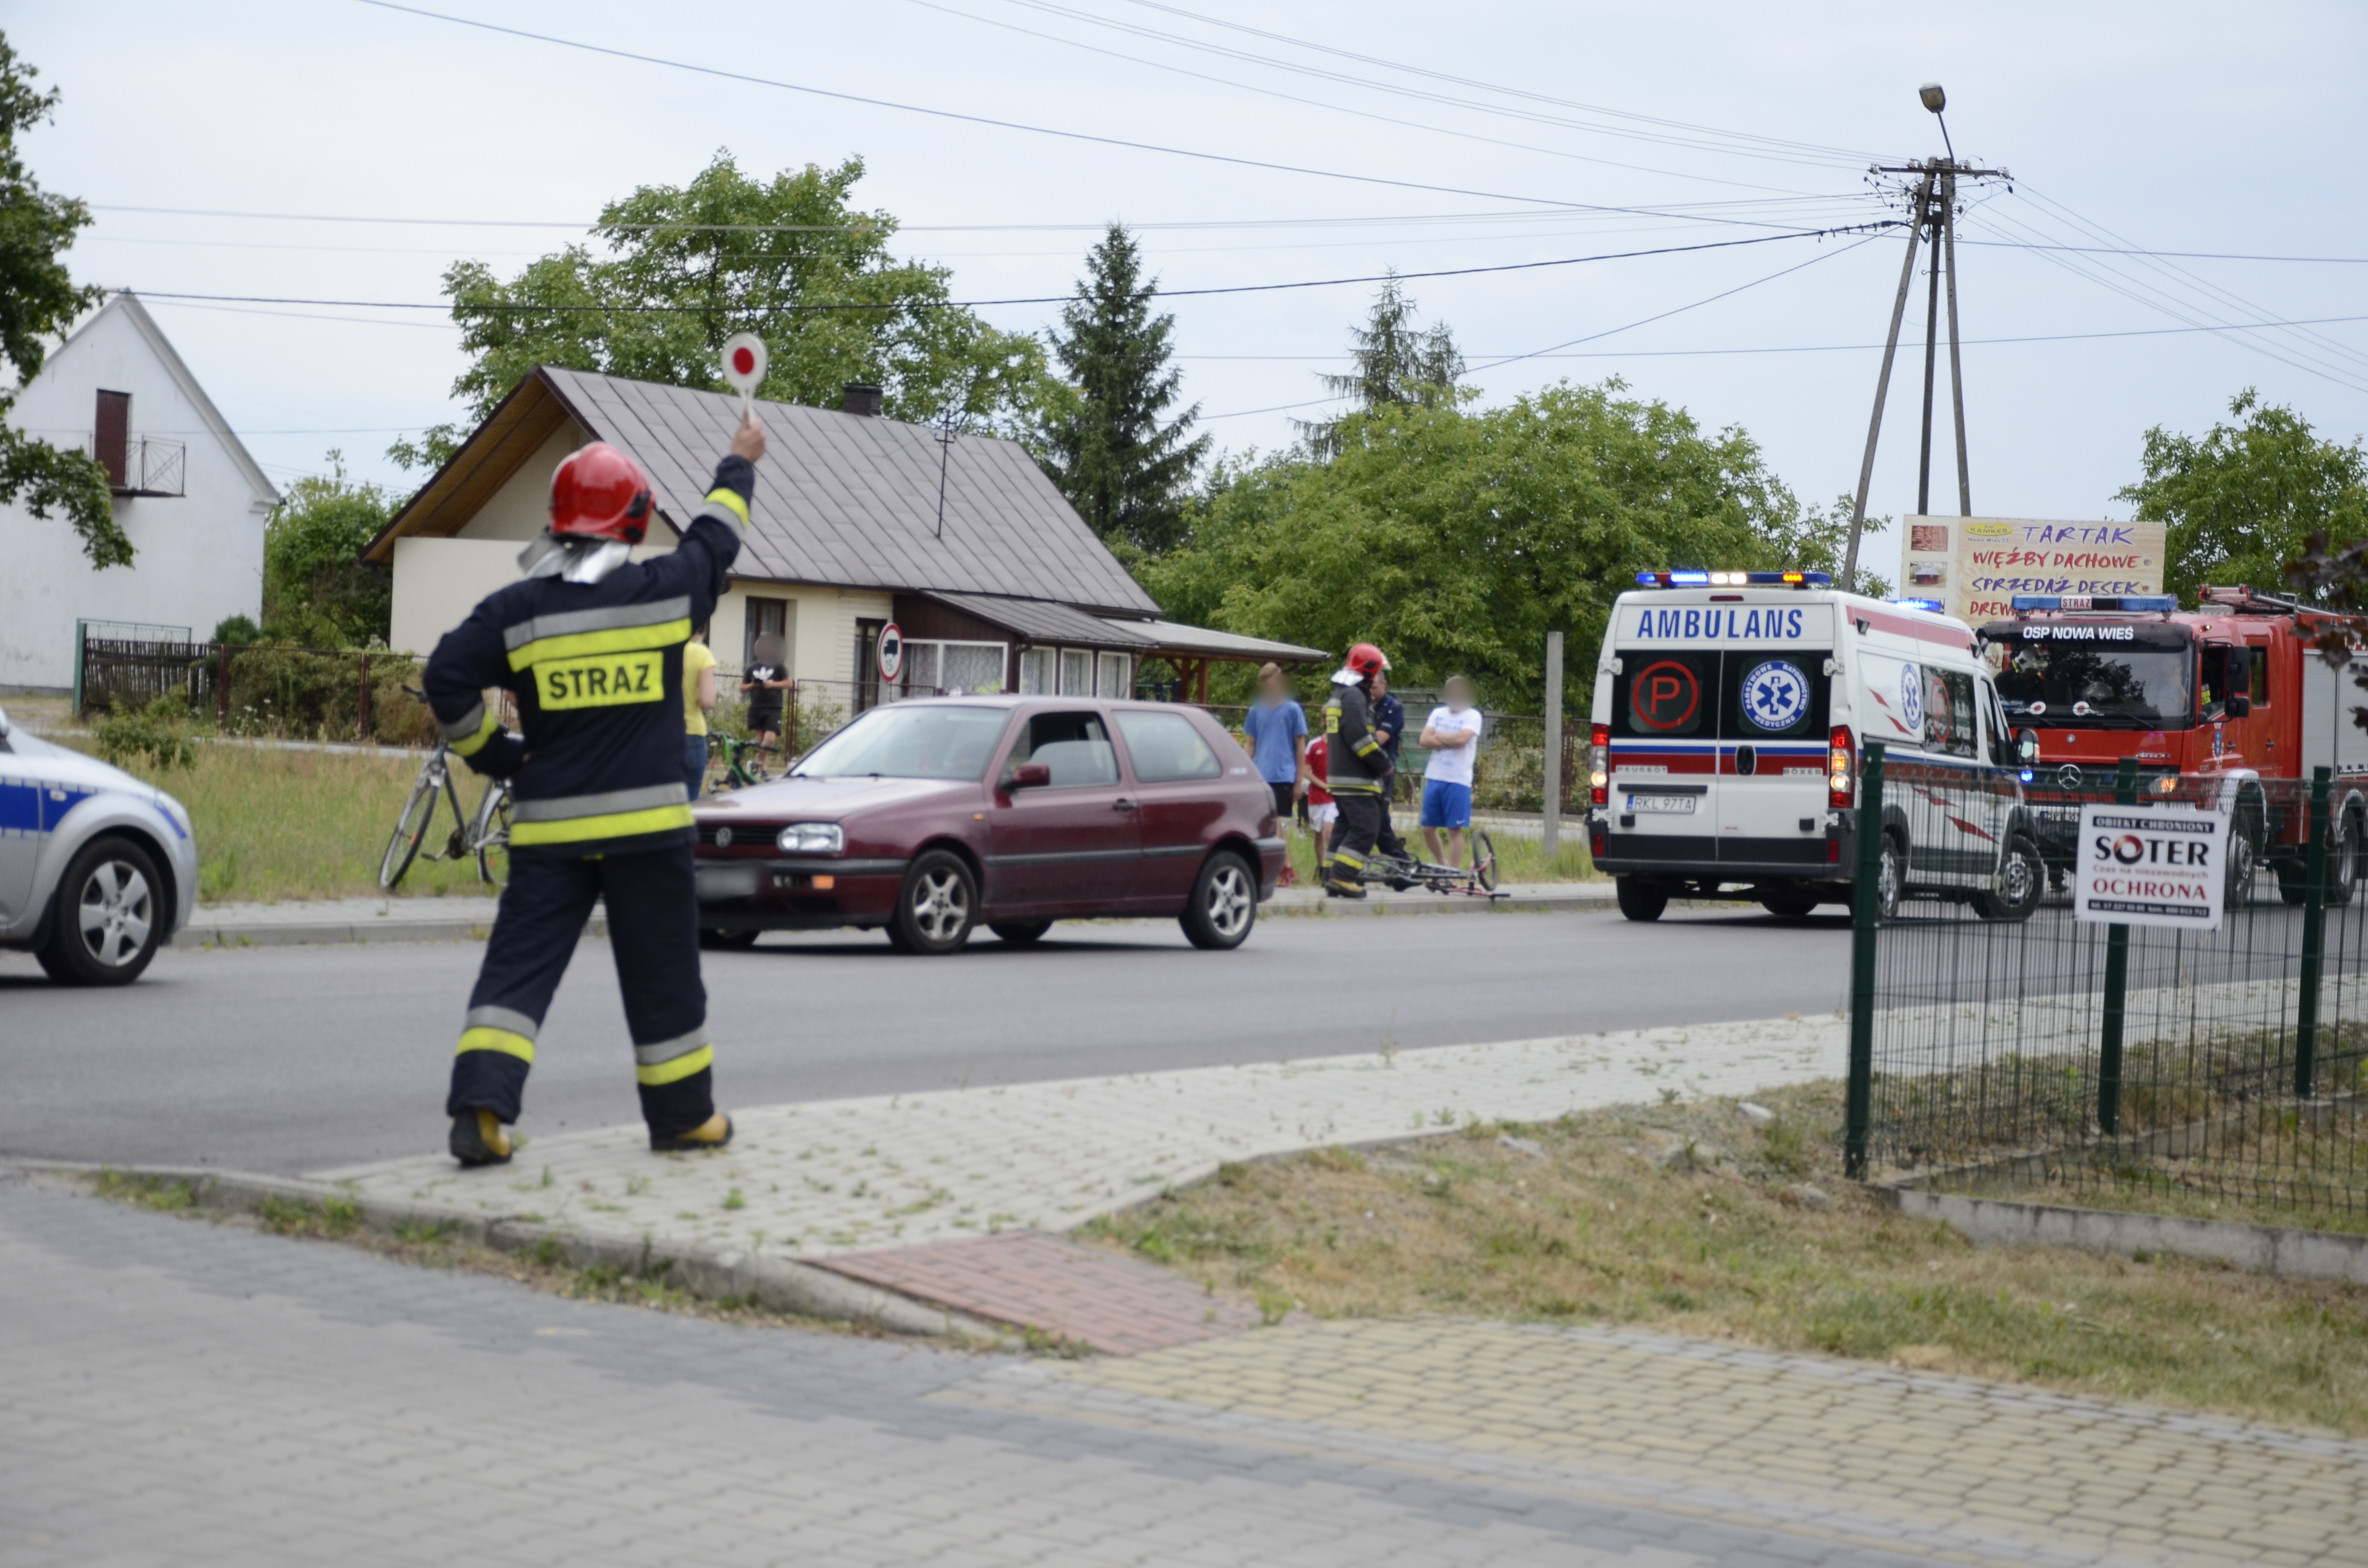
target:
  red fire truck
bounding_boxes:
[1977,585,2368,903]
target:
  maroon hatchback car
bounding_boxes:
[692,697,1287,954]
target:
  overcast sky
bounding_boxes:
[12,0,2368,573]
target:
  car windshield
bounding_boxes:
[1989,640,2193,727]
[791,705,1010,780]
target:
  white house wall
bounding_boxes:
[389,536,674,656]
[455,422,589,541]
[0,299,275,692]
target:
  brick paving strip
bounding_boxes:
[960,1318,2368,1568]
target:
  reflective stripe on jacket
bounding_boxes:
[1324,682,1390,795]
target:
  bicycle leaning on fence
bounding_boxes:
[379,686,514,890]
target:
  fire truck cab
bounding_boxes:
[1976,586,2368,905]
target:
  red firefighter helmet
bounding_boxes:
[549,443,655,543]
[1345,642,1390,680]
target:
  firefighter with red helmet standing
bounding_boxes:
[1322,642,1393,898]
[425,413,765,1166]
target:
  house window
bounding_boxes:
[1097,651,1132,698]
[1058,648,1092,695]
[1017,647,1052,696]
[94,390,130,489]
[900,639,1007,697]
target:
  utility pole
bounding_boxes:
[1841,85,2010,589]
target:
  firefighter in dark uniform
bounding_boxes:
[1322,642,1393,899]
[426,414,765,1166]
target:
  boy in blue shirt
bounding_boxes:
[1241,662,1308,856]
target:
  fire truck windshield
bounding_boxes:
[1988,638,2194,727]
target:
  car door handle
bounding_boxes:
[1112,797,1137,811]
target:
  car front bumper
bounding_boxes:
[694,855,908,929]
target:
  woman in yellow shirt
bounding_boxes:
[682,628,718,799]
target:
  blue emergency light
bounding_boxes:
[1633,570,1832,589]
[2010,593,2178,613]
[1891,597,1946,613]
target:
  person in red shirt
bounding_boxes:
[1303,732,1338,859]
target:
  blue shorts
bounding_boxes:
[1419,778,1472,829]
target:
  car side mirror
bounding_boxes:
[2225,694,2251,719]
[2015,728,2040,765]
[1006,761,1052,790]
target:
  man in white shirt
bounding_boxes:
[1418,674,1485,868]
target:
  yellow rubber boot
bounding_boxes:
[449,1108,513,1167]
[651,1112,733,1153]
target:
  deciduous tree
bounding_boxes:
[2119,389,2368,606]
[433,153,1053,440]
[260,454,393,648]
[1143,380,1846,711]
[0,36,121,568]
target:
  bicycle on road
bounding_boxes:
[708,733,778,793]
[1363,829,1503,899]
[379,686,513,890]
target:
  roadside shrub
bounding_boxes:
[94,693,197,771]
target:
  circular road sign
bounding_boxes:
[877,622,905,684]
[720,332,767,407]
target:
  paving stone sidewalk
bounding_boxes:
[314,1014,1845,1264]
[12,1173,2361,1566]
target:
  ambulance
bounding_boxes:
[1587,570,2041,922]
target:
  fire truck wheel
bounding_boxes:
[2328,809,2360,909]
[2228,801,2262,907]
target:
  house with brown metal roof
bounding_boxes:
[365,367,1321,708]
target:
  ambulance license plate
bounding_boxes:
[1627,794,1695,814]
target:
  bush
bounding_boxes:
[94,693,197,770]
[217,645,437,747]
[211,613,262,645]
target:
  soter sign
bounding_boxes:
[2073,805,2227,930]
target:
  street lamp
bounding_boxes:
[1920,82,1956,161]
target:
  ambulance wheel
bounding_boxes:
[889,849,976,955]
[1760,894,1819,920]
[1974,835,2044,922]
[1873,834,1905,920]
[37,835,163,986]
[1615,877,1668,923]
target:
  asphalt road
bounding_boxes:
[0,905,1851,1173]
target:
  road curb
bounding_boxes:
[12,1159,1009,1344]
[173,892,1609,948]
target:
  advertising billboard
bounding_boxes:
[1898,516,2167,625]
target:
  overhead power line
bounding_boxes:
[125,221,1896,316]
[351,0,1852,233]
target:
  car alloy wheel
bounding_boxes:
[891,849,976,955]
[1182,853,1257,950]
[78,857,153,968]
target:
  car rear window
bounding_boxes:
[1114,710,1223,783]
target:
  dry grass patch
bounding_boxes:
[1083,1082,2368,1435]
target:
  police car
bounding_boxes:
[1587,571,2040,923]
[0,705,197,983]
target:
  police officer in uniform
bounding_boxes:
[425,414,765,1166]
[1322,643,1393,899]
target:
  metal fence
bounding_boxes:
[1844,747,2368,1226]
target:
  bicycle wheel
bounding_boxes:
[379,766,443,889]
[1472,830,1499,893]
[472,780,513,887]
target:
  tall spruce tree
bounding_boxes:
[1045,224,1209,556]
[1297,274,1464,459]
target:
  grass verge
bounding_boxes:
[71,742,495,903]
[1081,1081,2368,1436]
[81,1170,930,1339]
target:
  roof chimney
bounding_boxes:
[842,383,883,417]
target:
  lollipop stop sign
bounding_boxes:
[720,332,767,417]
